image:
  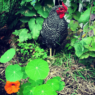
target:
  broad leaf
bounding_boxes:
[5,64,23,82]
[78,7,90,24]
[0,48,15,63]
[25,59,50,81]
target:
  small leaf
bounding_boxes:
[12,30,20,36]
[19,28,31,42]
[0,48,15,63]
[5,64,23,82]
[78,7,90,24]
[37,5,51,18]
[74,43,84,57]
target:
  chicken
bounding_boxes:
[40,2,68,56]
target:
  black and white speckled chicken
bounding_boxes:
[40,2,68,56]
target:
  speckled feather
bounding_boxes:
[40,5,68,48]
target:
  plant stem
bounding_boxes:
[0,78,6,83]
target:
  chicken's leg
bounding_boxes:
[50,48,56,56]
[53,49,56,56]
[50,48,52,56]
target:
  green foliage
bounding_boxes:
[5,64,23,82]
[12,0,53,42]
[0,49,65,95]
[16,42,48,62]
[78,7,91,24]
[1,0,95,94]
[32,46,48,59]
[28,17,44,40]
[65,36,95,59]
[0,48,15,63]
[36,4,52,18]
[64,0,95,61]
[0,13,8,28]
[0,0,22,28]
[12,28,32,42]
[69,20,79,31]
[25,59,50,81]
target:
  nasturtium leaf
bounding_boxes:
[49,76,65,91]
[25,59,50,81]
[21,67,28,79]
[18,82,31,95]
[32,84,54,95]
[5,64,23,82]
[28,79,38,87]
[52,76,61,81]
[23,85,35,95]
[46,79,59,91]
[28,79,44,87]
[0,48,15,63]
[57,81,65,91]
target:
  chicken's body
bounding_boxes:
[40,4,68,56]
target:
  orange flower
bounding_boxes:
[4,81,20,94]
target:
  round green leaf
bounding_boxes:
[23,85,35,95]
[46,79,59,91]
[25,59,50,81]
[5,64,23,82]
[0,48,15,63]
[33,84,54,95]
